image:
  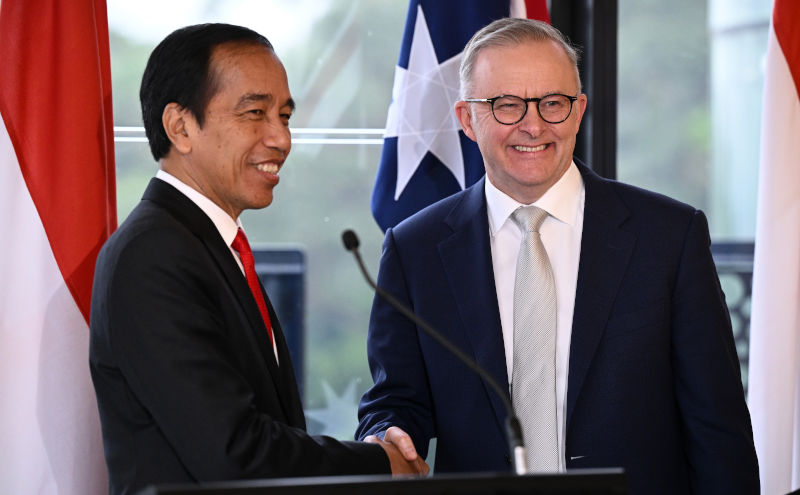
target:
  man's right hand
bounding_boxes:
[365,426,429,476]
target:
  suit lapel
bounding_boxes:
[566,166,636,428]
[142,179,298,423]
[198,217,304,425]
[202,232,282,366]
[439,179,511,436]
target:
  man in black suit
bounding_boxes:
[90,23,427,495]
[356,17,759,494]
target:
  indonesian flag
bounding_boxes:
[748,0,800,493]
[370,0,550,232]
[0,0,116,493]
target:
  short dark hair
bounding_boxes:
[140,23,274,161]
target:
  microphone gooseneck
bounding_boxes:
[341,229,527,475]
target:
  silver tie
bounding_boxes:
[510,206,559,472]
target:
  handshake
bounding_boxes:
[365,426,429,476]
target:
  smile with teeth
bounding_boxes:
[513,144,548,152]
[255,162,279,174]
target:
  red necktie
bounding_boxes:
[231,228,274,344]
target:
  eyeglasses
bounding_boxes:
[463,93,579,125]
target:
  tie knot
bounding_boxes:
[511,206,548,234]
[231,227,251,255]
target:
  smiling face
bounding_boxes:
[163,42,294,219]
[455,40,587,204]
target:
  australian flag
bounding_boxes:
[371,0,550,232]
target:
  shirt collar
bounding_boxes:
[485,161,584,236]
[155,169,242,246]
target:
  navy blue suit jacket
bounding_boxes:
[357,163,759,494]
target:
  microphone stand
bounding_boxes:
[341,229,528,475]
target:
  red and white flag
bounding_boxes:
[0,0,116,493]
[748,0,800,493]
[510,0,550,21]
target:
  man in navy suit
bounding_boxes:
[90,23,426,495]
[356,17,759,494]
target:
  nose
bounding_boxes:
[516,102,547,137]
[263,119,292,157]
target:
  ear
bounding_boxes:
[162,103,193,154]
[574,94,588,128]
[454,100,477,142]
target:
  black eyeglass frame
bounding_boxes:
[463,93,580,125]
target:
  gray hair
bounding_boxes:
[459,17,581,98]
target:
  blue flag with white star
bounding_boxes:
[370,0,511,232]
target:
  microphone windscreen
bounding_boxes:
[341,230,360,251]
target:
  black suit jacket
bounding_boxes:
[90,178,387,495]
[357,163,759,494]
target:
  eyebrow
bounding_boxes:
[235,93,296,112]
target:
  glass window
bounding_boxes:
[108,0,406,439]
[617,0,770,241]
[617,0,772,389]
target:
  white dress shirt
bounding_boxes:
[485,162,585,471]
[155,170,279,362]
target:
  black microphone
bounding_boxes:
[341,229,527,475]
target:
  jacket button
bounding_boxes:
[504,454,511,465]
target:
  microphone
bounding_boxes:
[341,229,528,475]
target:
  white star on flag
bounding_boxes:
[384,4,465,200]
